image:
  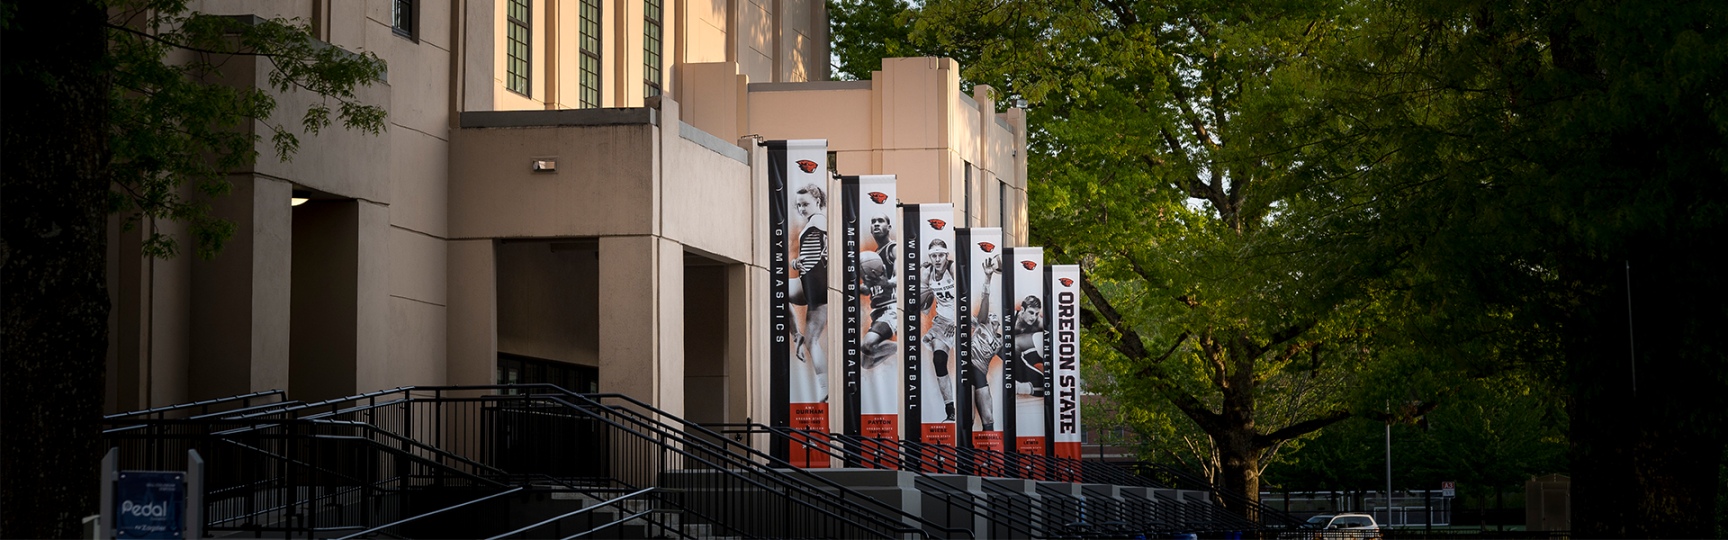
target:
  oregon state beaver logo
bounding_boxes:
[978,242,996,253]
[1059,278,1074,287]
[1021,260,1038,270]
[928,219,947,230]
[868,192,889,204]
[796,159,820,173]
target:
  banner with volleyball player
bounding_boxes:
[1004,247,1047,459]
[903,204,958,449]
[767,139,831,467]
[841,175,901,468]
[955,228,1006,470]
[1050,264,1083,479]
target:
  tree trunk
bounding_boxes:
[1,1,113,537]
[1216,434,1262,521]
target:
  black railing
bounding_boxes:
[106,385,960,539]
[705,423,1274,539]
[1135,462,1309,531]
[106,385,1308,538]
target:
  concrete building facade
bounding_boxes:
[104,0,1029,435]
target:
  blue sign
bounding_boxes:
[114,471,184,539]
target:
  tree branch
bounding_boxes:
[1254,409,1353,446]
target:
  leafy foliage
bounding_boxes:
[106,0,386,258]
[903,0,1412,509]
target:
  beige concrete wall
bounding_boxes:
[676,62,747,142]
[597,235,685,417]
[449,122,658,239]
[681,0,731,64]
[190,175,292,400]
[659,101,755,262]
[736,0,774,85]
[446,239,498,386]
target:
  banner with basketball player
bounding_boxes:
[1004,247,1047,458]
[955,227,1005,461]
[841,175,900,467]
[1050,264,1083,466]
[767,139,830,467]
[903,204,958,448]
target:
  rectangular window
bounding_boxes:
[506,0,531,96]
[1000,180,1010,230]
[644,0,663,98]
[392,0,416,38]
[578,0,602,108]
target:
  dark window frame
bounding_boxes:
[578,0,602,108]
[506,0,532,96]
[644,0,663,98]
[392,0,419,40]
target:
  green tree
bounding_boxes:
[829,0,924,80]
[2,1,385,536]
[904,0,1415,514]
[1311,1,1728,535]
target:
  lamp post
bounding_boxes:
[1386,402,1393,526]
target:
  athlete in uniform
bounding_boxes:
[1011,295,1047,397]
[859,250,898,369]
[919,239,959,421]
[788,183,829,402]
[967,254,1001,432]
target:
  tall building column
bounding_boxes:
[446,239,498,387]
[598,235,685,417]
[189,175,292,400]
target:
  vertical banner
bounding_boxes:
[767,139,830,467]
[905,204,958,449]
[1051,265,1084,473]
[1006,247,1047,459]
[956,227,1005,463]
[842,175,901,468]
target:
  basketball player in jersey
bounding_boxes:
[859,244,898,369]
[788,183,829,402]
[919,239,959,421]
[968,254,1001,432]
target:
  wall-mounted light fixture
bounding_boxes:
[532,159,557,172]
[291,189,312,206]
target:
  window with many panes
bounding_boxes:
[644,0,663,98]
[506,0,530,96]
[578,0,602,108]
[392,0,415,38]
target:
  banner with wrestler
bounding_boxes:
[903,204,958,449]
[767,139,831,467]
[841,175,900,468]
[1050,264,1084,471]
[1004,247,1047,459]
[955,227,1006,467]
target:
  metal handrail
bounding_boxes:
[487,484,660,540]
[104,389,288,420]
[333,486,525,540]
[529,391,947,539]
[722,423,1021,537]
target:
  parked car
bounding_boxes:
[1290,513,1382,540]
